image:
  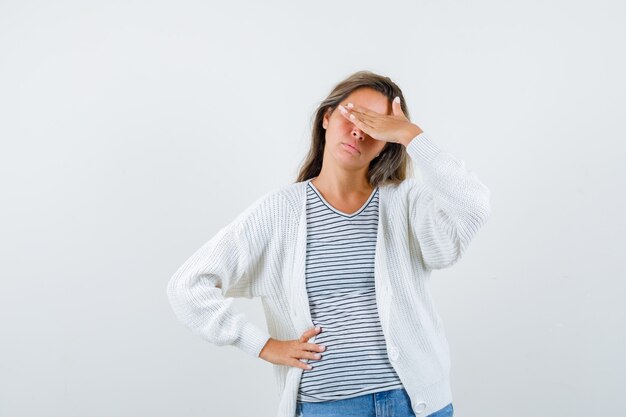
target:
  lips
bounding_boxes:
[343,142,360,153]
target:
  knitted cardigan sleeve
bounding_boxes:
[166,194,276,358]
[405,131,492,270]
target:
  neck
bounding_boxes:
[310,170,373,197]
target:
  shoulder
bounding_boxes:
[381,177,421,197]
[379,178,433,214]
[267,180,308,216]
[231,180,305,231]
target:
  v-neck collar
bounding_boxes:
[306,178,378,218]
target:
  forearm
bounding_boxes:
[397,123,424,147]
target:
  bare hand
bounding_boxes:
[337,97,423,146]
[258,326,326,370]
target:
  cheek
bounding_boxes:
[328,118,353,137]
[334,116,353,129]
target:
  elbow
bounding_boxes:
[423,239,463,271]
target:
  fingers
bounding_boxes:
[292,347,323,370]
[338,105,377,131]
[349,112,375,131]
[344,102,381,117]
[345,104,385,126]
[292,358,314,370]
[301,350,323,360]
[302,342,326,352]
[338,104,376,122]
[299,326,321,342]
[291,327,325,370]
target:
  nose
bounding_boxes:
[351,127,365,141]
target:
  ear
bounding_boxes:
[322,108,332,129]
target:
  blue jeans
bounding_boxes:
[296,388,453,417]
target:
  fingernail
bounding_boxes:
[394,96,400,103]
[307,364,313,369]
[346,102,353,108]
[338,105,347,113]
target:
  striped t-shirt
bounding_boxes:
[296,179,404,402]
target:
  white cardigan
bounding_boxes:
[167,132,491,416]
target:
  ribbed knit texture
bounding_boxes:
[167,131,491,417]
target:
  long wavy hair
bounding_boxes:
[296,70,415,188]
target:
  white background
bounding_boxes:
[1,1,624,416]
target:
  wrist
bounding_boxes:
[397,124,424,147]
[259,337,273,358]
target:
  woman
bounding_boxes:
[167,70,491,417]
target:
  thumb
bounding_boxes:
[392,96,405,117]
